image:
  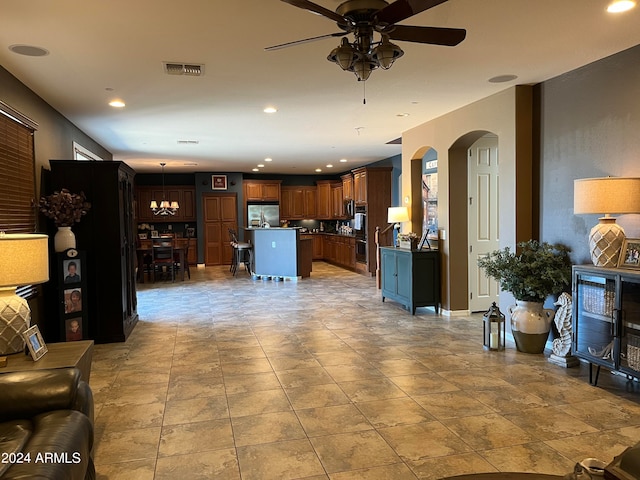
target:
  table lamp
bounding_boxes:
[387,207,409,246]
[0,232,49,355]
[574,177,640,267]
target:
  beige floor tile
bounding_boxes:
[155,449,240,480]
[472,384,549,414]
[104,383,168,406]
[310,430,401,474]
[378,421,472,462]
[339,377,408,402]
[163,396,229,425]
[556,398,640,430]
[297,404,373,436]
[413,391,494,420]
[95,458,157,480]
[329,463,418,479]
[323,363,384,382]
[356,397,435,428]
[504,406,599,440]
[94,427,161,465]
[223,371,282,395]
[443,414,537,450]
[286,383,351,409]
[388,373,461,396]
[276,366,336,388]
[159,418,235,456]
[166,375,226,401]
[221,358,274,376]
[479,442,575,476]
[544,425,640,464]
[237,439,325,480]
[406,452,497,480]
[227,388,292,417]
[96,402,165,431]
[231,411,307,446]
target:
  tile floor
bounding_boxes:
[91,262,640,480]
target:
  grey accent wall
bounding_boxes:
[538,45,640,264]
[0,66,113,195]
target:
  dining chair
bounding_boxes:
[151,238,175,282]
[228,229,252,276]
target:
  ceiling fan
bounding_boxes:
[265,0,466,81]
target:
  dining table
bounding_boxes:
[136,245,186,283]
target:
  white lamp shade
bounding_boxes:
[0,233,49,287]
[150,200,158,209]
[170,201,180,209]
[388,207,409,223]
[574,177,640,214]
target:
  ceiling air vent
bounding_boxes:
[164,62,204,76]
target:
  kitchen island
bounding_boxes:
[245,227,312,279]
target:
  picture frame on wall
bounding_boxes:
[23,325,48,361]
[212,175,227,190]
[618,238,640,269]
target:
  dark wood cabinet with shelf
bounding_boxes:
[380,247,440,315]
[136,185,195,223]
[46,160,138,343]
[572,265,640,385]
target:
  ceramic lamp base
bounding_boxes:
[0,288,30,355]
[589,218,624,267]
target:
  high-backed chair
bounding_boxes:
[228,229,252,276]
[151,237,175,282]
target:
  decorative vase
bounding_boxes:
[54,226,76,252]
[508,300,555,354]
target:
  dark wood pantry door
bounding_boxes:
[203,193,237,265]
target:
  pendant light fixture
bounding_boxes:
[150,162,179,216]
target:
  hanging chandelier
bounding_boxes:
[150,163,179,216]
[327,30,403,81]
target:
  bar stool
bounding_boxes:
[229,229,252,276]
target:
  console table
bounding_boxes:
[380,247,440,314]
[0,340,94,382]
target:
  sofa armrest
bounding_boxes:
[0,367,87,422]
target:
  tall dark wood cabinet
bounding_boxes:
[47,160,138,343]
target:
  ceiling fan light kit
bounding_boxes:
[270,0,466,81]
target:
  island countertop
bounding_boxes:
[244,228,312,278]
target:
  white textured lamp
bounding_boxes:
[387,207,410,246]
[0,232,49,354]
[574,177,640,267]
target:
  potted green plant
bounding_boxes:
[39,189,91,252]
[477,240,572,353]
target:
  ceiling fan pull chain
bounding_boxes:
[363,80,366,105]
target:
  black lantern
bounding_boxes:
[483,302,505,351]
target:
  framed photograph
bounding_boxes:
[63,258,82,284]
[417,229,431,250]
[138,233,148,240]
[151,230,159,238]
[212,175,227,190]
[64,288,83,314]
[65,317,84,342]
[23,325,48,361]
[186,227,195,238]
[618,238,640,269]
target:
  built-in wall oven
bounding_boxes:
[354,206,367,264]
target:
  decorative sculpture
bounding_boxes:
[549,292,579,367]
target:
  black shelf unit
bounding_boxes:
[572,265,640,385]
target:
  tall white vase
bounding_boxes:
[54,226,76,252]
[508,300,555,354]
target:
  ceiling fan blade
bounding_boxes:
[265,32,346,51]
[376,0,449,26]
[388,25,466,46]
[280,0,347,23]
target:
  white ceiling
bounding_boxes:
[1,1,639,174]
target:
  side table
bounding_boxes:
[0,340,94,382]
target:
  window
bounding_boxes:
[0,101,38,298]
[73,141,103,161]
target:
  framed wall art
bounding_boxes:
[212,175,227,190]
[619,238,640,269]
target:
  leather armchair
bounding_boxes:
[0,367,95,480]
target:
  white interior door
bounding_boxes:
[468,135,500,312]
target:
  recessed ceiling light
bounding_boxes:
[396,113,410,117]
[326,164,333,168]
[8,44,49,57]
[488,74,518,83]
[263,106,277,113]
[257,164,265,168]
[109,100,126,108]
[315,168,322,172]
[607,0,635,12]
[339,159,348,163]
[264,157,273,162]
[252,168,259,172]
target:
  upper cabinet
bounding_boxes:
[136,185,196,223]
[316,181,332,220]
[341,173,353,201]
[281,186,317,220]
[353,168,367,204]
[244,180,281,202]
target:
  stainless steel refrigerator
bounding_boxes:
[247,204,280,228]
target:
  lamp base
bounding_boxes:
[0,288,30,355]
[589,218,625,267]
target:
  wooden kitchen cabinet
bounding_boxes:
[353,168,367,205]
[321,234,355,269]
[281,186,317,220]
[341,173,354,201]
[316,181,332,219]
[332,183,345,218]
[136,185,196,223]
[244,180,281,202]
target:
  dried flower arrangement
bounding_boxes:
[39,189,91,227]
[397,232,419,241]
